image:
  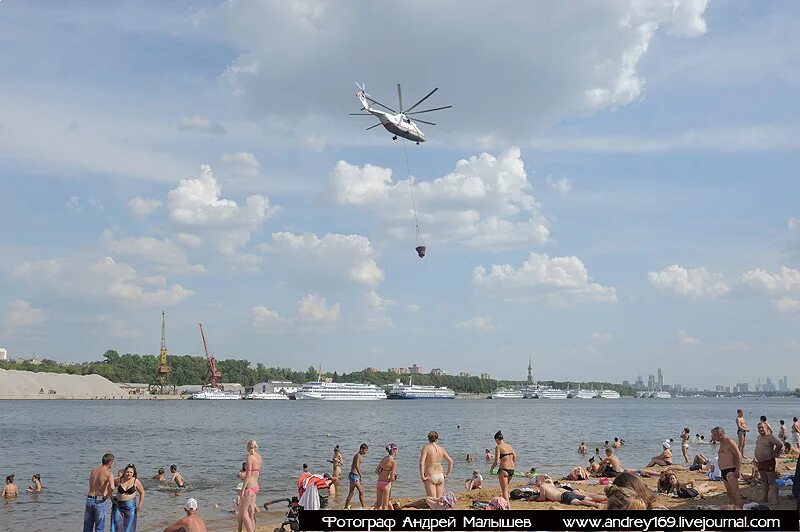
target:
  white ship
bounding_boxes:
[576,390,598,399]
[387,379,455,399]
[294,381,386,401]
[491,388,524,399]
[244,392,289,400]
[654,390,672,399]
[191,389,241,400]
[599,389,621,399]
[538,388,568,399]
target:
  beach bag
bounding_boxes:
[677,486,699,499]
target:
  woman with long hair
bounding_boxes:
[110,464,144,532]
[490,431,516,507]
[239,439,262,532]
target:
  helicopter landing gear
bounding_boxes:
[416,142,420,145]
[392,136,397,140]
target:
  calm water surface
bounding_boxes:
[1,397,798,531]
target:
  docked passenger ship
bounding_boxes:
[490,388,524,399]
[387,379,455,399]
[599,389,621,399]
[294,381,387,400]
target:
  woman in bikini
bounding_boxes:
[680,428,691,463]
[239,439,262,532]
[110,463,144,532]
[373,444,398,510]
[419,431,453,498]
[331,445,344,484]
[491,430,516,506]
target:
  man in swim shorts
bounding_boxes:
[754,422,782,505]
[170,464,185,488]
[344,443,368,509]
[735,409,750,457]
[711,426,742,508]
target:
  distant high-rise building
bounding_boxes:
[736,383,749,393]
[408,363,422,374]
[635,375,644,390]
[480,372,491,380]
[765,378,776,392]
[657,368,664,389]
[0,347,6,361]
[647,374,656,390]
[622,380,631,387]
[527,357,533,385]
[779,376,788,392]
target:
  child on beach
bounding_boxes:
[465,470,483,490]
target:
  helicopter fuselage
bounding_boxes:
[371,109,426,143]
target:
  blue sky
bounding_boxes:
[1,0,798,388]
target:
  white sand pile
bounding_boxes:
[0,368,126,398]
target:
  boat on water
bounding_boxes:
[190,389,241,400]
[538,388,568,399]
[294,381,386,401]
[490,388,524,399]
[387,379,455,399]
[654,390,672,399]
[576,389,598,399]
[244,392,289,400]
[599,389,620,399]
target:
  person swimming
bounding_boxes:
[419,431,453,498]
[2,474,18,499]
[484,449,493,461]
[578,442,587,454]
[26,474,42,493]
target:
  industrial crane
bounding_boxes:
[199,322,223,390]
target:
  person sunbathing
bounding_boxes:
[645,442,673,467]
[534,474,606,508]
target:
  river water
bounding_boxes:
[0,397,797,530]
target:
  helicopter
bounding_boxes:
[350,83,452,144]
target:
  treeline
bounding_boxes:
[0,350,637,395]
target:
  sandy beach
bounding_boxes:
[254,459,798,530]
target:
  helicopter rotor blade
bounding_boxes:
[397,83,403,113]
[407,105,453,115]
[404,87,438,113]
[366,123,382,131]
[349,113,372,115]
[365,96,396,113]
[412,118,437,126]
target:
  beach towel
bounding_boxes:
[707,457,722,481]
[299,482,320,510]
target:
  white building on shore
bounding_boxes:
[0,348,7,361]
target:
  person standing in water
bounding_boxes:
[680,428,691,463]
[169,465,185,488]
[419,431,454,499]
[27,474,43,493]
[331,445,344,482]
[2,474,18,499]
[490,431,516,507]
[83,453,116,532]
[110,463,144,532]
[735,409,750,457]
[373,444,398,510]
[239,439,262,532]
[344,444,368,509]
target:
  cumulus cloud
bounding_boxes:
[128,197,161,217]
[262,232,384,287]
[297,294,340,323]
[251,305,289,333]
[360,291,396,329]
[455,316,503,332]
[648,265,731,299]
[102,231,206,275]
[741,267,800,293]
[546,176,573,193]
[178,114,225,134]
[677,330,702,346]
[212,1,709,144]
[252,294,342,334]
[14,257,192,307]
[473,252,617,306]
[774,298,800,315]
[1,299,48,338]
[221,151,261,177]
[168,164,277,255]
[332,147,549,250]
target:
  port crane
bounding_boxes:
[199,322,223,390]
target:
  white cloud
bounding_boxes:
[221,151,261,177]
[455,316,503,332]
[790,217,800,230]
[361,291,396,329]
[591,332,614,341]
[128,197,161,217]
[14,257,192,307]
[473,252,617,306]
[648,265,731,299]
[677,330,702,346]
[251,305,289,333]
[297,294,340,323]
[102,231,206,275]
[66,195,81,211]
[546,176,573,193]
[262,232,384,287]
[774,298,800,315]
[212,1,708,144]
[333,147,549,250]
[1,299,47,338]
[178,114,225,134]
[741,267,800,293]
[168,164,277,255]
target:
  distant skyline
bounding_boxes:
[1,1,799,388]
